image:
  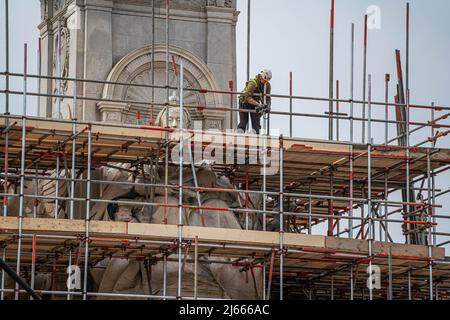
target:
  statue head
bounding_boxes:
[155,91,192,129]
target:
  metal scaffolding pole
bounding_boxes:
[4,0,9,115]
[328,0,335,140]
[14,44,28,300]
[69,79,77,220]
[388,246,393,300]
[194,236,198,300]
[246,0,251,81]
[426,150,434,300]
[279,135,284,300]
[3,0,10,219]
[163,251,167,299]
[349,23,354,239]
[82,126,92,300]
[177,59,185,300]
[164,0,170,226]
[405,89,411,244]
[385,74,390,144]
[30,234,36,300]
[0,248,5,300]
[384,173,389,242]
[350,265,354,300]
[54,148,60,219]
[362,14,368,144]
[289,72,293,137]
[37,37,42,116]
[408,269,412,300]
[151,0,155,126]
[367,74,374,301]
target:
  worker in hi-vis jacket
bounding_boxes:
[237,69,272,134]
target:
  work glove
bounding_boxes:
[256,103,269,115]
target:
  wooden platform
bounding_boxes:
[0,216,448,299]
[1,116,450,220]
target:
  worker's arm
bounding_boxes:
[241,81,259,106]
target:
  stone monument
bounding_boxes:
[38,0,239,130]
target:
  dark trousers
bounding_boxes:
[237,103,261,134]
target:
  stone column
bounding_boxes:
[82,0,113,121]
[205,4,238,130]
[38,0,55,118]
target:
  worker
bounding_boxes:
[237,69,272,134]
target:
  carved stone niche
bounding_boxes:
[98,45,225,130]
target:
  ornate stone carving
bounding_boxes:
[204,119,223,130]
[100,45,225,130]
[52,20,70,102]
[207,0,232,8]
[40,0,48,20]
[53,0,67,13]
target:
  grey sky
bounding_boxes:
[0,0,449,246]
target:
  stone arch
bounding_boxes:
[98,45,225,130]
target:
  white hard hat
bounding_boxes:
[259,69,272,81]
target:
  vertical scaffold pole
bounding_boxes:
[383,74,389,145]
[151,0,155,125]
[33,164,38,218]
[0,1,8,280]
[262,84,268,231]
[426,150,434,300]
[70,79,77,220]
[279,135,284,300]
[406,3,410,98]
[308,184,312,235]
[408,270,412,300]
[0,248,6,300]
[367,74,373,301]
[289,72,293,137]
[405,89,411,245]
[5,0,9,115]
[82,126,92,300]
[336,80,340,141]
[348,23,354,239]
[37,37,41,116]
[388,246,393,300]
[328,0,335,140]
[384,173,389,242]
[163,251,167,299]
[229,80,234,129]
[54,147,60,219]
[177,59,185,300]
[164,0,170,225]
[194,236,198,300]
[3,0,10,218]
[331,276,334,300]
[350,265,354,300]
[2,1,10,232]
[30,234,36,300]
[362,15,368,144]
[246,0,251,81]
[15,44,28,300]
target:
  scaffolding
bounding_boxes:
[1,0,450,300]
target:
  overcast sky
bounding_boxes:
[0,0,449,247]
